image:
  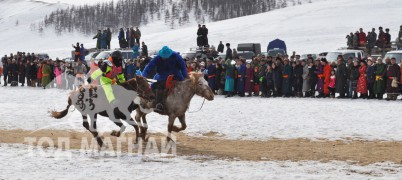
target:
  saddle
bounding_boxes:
[165,75,176,96]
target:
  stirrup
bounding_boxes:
[154,103,164,112]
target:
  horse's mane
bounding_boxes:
[188,72,204,87]
[118,77,137,91]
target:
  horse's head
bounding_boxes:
[126,75,155,101]
[189,72,214,101]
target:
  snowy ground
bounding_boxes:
[1,0,401,58]
[1,83,402,141]
[1,143,402,179]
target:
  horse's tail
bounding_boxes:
[51,97,72,119]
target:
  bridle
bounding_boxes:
[131,76,153,100]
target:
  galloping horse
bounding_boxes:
[135,72,215,141]
[51,75,155,147]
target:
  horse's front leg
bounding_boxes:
[141,114,149,141]
[172,114,186,132]
[135,109,145,140]
[166,115,176,142]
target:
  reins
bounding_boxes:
[187,98,206,113]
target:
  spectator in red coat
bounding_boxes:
[245,63,254,97]
[359,28,367,47]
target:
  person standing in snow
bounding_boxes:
[223,58,235,98]
[373,57,386,100]
[72,42,81,62]
[217,41,224,53]
[118,28,127,48]
[366,58,376,99]
[282,59,292,97]
[18,61,25,86]
[328,70,336,98]
[41,61,51,89]
[80,44,86,63]
[205,59,217,93]
[106,28,112,49]
[359,28,367,47]
[335,56,347,98]
[237,59,246,97]
[197,24,203,47]
[357,61,368,99]
[126,28,131,48]
[27,61,37,87]
[322,58,332,98]
[225,43,233,60]
[132,42,140,59]
[385,58,400,100]
[366,28,377,54]
[308,59,317,97]
[93,30,102,49]
[398,25,402,50]
[377,27,386,48]
[202,25,209,47]
[134,27,141,44]
[302,60,310,97]
[352,31,360,49]
[142,42,148,57]
[384,28,391,48]
[101,30,108,49]
[349,60,360,99]
[315,59,324,98]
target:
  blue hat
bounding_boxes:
[158,46,173,59]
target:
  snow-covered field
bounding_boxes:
[1,143,402,179]
[1,0,401,58]
[1,0,402,178]
[1,84,402,141]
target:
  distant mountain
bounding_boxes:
[40,0,312,35]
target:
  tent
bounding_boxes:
[267,39,287,53]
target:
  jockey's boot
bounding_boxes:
[154,89,165,113]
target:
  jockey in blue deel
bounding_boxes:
[142,46,188,113]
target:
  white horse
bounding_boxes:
[51,76,155,147]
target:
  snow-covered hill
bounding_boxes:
[0,0,401,58]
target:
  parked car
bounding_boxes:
[300,54,318,60]
[85,52,100,61]
[318,52,328,59]
[237,43,261,55]
[267,48,286,57]
[35,53,49,60]
[181,52,197,59]
[384,50,402,64]
[94,49,134,63]
[326,50,365,62]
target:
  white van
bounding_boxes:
[326,50,365,62]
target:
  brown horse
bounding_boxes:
[51,75,155,148]
[135,72,214,141]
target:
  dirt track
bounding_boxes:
[1,129,402,165]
